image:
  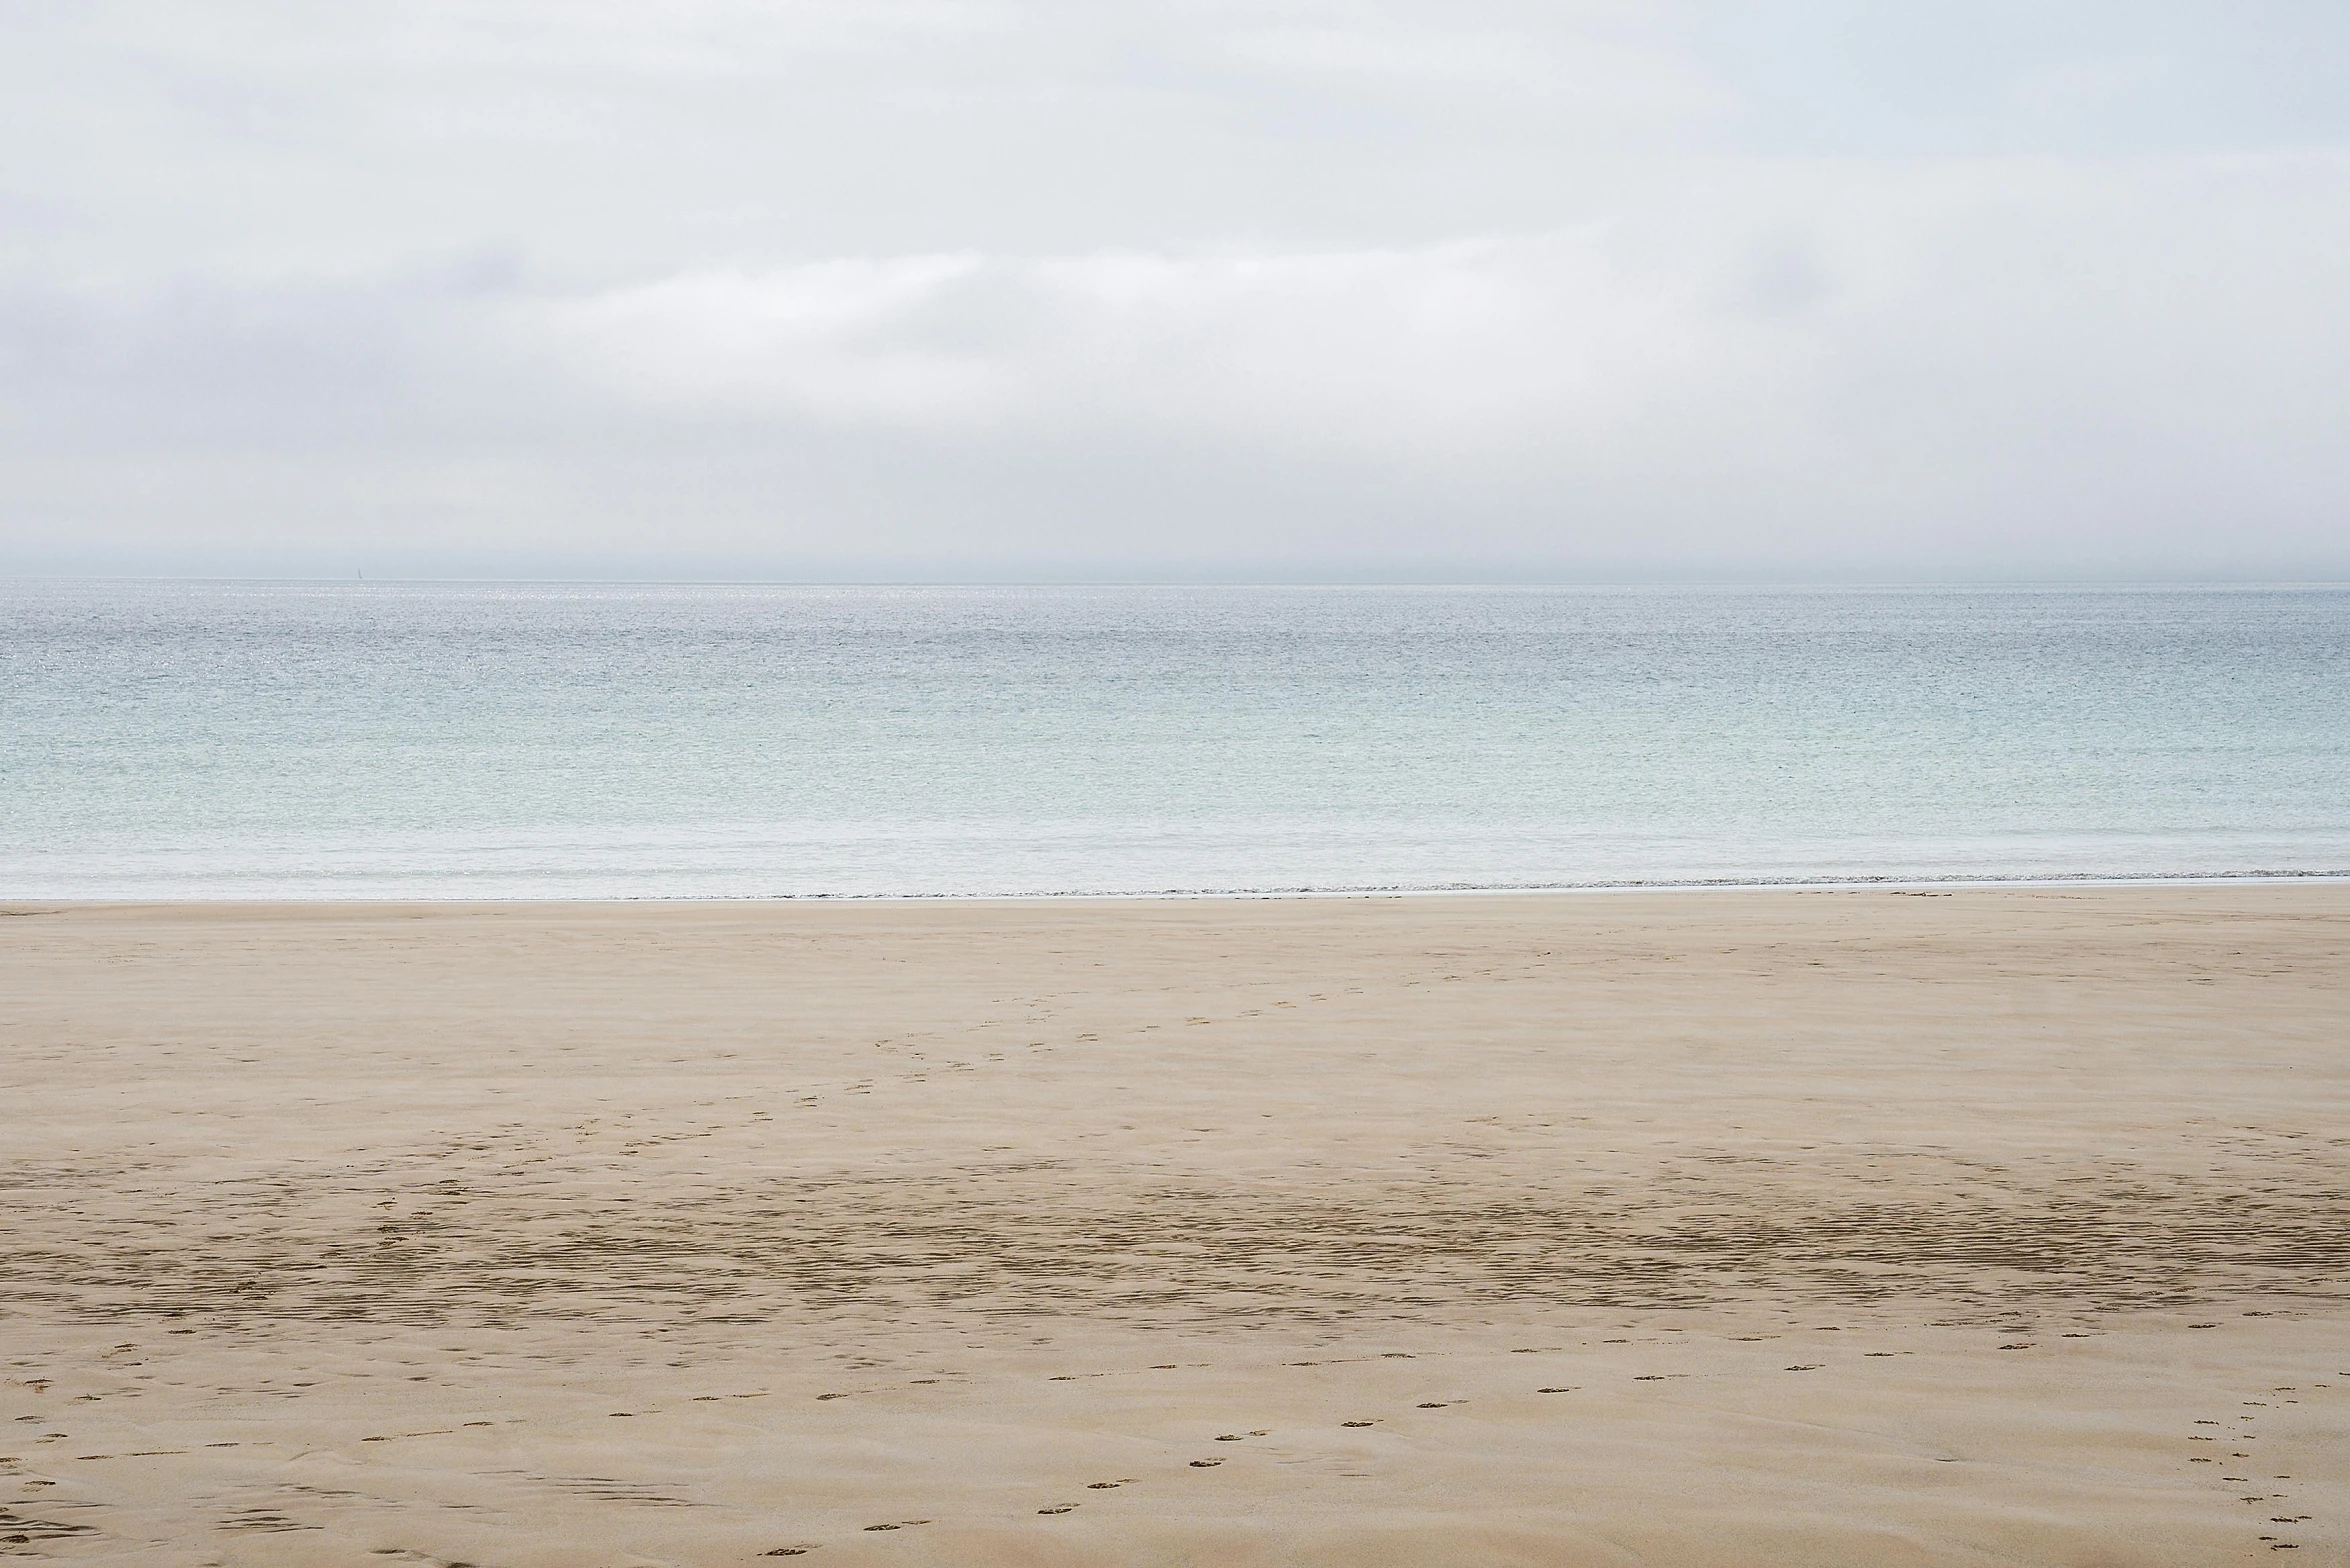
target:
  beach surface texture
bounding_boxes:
[4,886,2346,1565]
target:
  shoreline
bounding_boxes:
[9,862,2350,907]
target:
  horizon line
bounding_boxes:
[8,572,2350,591]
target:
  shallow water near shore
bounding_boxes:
[5,580,2347,898]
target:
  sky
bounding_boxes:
[3,1,2348,580]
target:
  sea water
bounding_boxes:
[3,580,2345,899]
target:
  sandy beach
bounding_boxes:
[4,886,2346,1565]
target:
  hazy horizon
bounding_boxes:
[13,552,2350,586]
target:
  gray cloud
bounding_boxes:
[4,2,2348,577]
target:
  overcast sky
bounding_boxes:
[5,1,2348,578]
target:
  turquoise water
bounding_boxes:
[3,581,2346,899]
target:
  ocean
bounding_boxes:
[4,580,2346,900]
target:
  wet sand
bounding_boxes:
[3,886,2346,1565]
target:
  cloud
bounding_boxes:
[3,4,2349,575]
